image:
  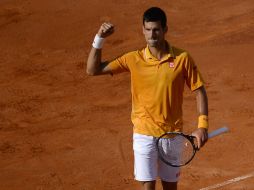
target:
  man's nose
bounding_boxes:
[151,30,156,38]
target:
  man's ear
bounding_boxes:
[164,25,168,33]
[142,25,146,34]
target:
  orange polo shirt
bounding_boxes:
[108,44,204,137]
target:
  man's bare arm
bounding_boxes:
[86,22,114,76]
[191,85,209,149]
[196,85,208,116]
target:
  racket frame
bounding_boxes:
[156,132,198,167]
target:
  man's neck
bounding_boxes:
[148,41,169,60]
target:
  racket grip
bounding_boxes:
[208,127,229,139]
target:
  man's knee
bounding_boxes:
[140,180,156,190]
[161,181,177,190]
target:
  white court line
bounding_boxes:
[199,172,254,190]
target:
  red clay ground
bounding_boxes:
[0,0,254,189]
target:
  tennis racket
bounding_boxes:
[156,127,229,167]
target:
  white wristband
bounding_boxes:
[92,34,105,49]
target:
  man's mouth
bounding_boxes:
[148,39,158,43]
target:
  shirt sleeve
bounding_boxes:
[107,53,130,74]
[183,52,204,91]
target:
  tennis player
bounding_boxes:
[87,7,208,190]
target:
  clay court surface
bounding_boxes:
[1,0,254,189]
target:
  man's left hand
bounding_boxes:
[191,128,208,149]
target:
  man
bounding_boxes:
[87,7,208,190]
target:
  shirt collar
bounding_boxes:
[144,41,175,62]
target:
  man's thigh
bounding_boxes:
[133,133,158,181]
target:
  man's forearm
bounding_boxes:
[196,86,208,116]
[86,22,114,76]
[86,48,102,75]
[196,86,208,130]
[192,86,209,148]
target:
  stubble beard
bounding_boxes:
[147,39,159,47]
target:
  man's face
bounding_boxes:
[143,21,167,47]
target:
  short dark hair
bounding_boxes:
[143,7,167,28]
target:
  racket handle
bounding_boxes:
[208,127,229,139]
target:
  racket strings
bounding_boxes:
[158,135,195,166]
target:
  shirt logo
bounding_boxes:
[169,62,175,68]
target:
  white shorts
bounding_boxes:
[133,133,180,182]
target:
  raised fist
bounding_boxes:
[97,22,114,38]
